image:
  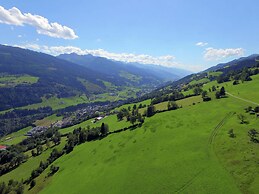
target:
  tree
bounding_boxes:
[30,180,36,189]
[31,149,37,157]
[16,182,24,194]
[167,101,178,110]
[248,129,259,143]
[215,91,221,99]
[100,123,109,136]
[53,135,61,145]
[79,129,88,143]
[203,96,211,102]
[46,139,51,149]
[201,90,208,98]
[219,87,226,96]
[137,113,144,123]
[49,165,59,175]
[116,111,124,121]
[130,116,137,125]
[237,114,246,124]
[36,145,43,155]
[193,87,202,95]
[146,105,156,117]
[233,80,239,85]
[228,129,235,138]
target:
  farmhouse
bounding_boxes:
[0,145,7,151]
[92,116,103,123]
[96,116,103,121]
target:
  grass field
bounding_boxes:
[203,74,259,102]
[0,95,90,115]
[116,99,151,111]
[1,73,259,194]
[0,74,39,87]
[34,114,63,127]
[208,71,223,77]
[214,113,259,193]
[153,95,203,111]
[59,114,132,135]
[23,95,89,110]
[0,137,67,183]
[0,126,32,145]
[189,78,210,86]
[38,96,257,194]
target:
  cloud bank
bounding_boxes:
[0,6,78,39]
[204,47,244,61]
[13,43,200,71]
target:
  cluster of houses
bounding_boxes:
[26,126,48,136]
[51,117,73,128]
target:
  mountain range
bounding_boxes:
[0,45,190,111]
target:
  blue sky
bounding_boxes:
[0,0,258,72]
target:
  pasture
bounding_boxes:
[59,114,132,135]
[38,96,258,194]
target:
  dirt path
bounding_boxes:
[208,112,234,144]
[226,92,259,106]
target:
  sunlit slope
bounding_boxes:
[40,98,248,194]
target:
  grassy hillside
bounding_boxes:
[1,70,259,194]
[39,96,255,194]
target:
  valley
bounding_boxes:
[0,45,259,194]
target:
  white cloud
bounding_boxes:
[204,47,245,61]
[196,42,208,47]
[11,43,199,71]
[0,6,78,39]
[18,34,22,38]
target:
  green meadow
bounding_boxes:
[0,74,39,87]
[60,114,132,135]
[1,74,259,194]
[0,126,32,146]
[39,95,259,194]
[203,74,259,104]
[34,114,63,127]
[1,137,66,183]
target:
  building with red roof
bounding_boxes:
[0,145,7,150]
